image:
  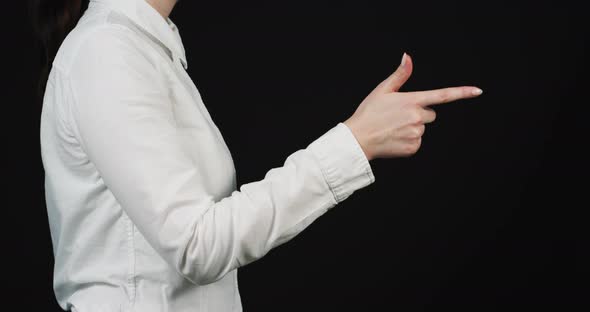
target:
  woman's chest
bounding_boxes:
[163,63,237,200]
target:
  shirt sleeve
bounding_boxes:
[66,25,375,285]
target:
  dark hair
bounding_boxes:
[29,0,87,102]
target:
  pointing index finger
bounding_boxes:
[411,86,483,107]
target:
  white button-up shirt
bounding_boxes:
[40,0,375,311]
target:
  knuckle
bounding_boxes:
[439,90,452,103]
[389,71,404,84]
[407,109,422,124]
[394,66,407,77]
[417,124,426,136]
[404,141,420,155]
[414,114,422,124]
[401,94,419,107]
[409,126,423,138]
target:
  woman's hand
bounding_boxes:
[344,53,483,161]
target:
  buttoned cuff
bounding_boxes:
[308,122,376,204]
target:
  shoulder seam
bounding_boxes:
[57,22,139,77]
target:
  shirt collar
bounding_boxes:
[89,0,188,69]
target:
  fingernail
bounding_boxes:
[472,88,483,95]
[400,52,407,67]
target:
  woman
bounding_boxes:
[33,0,483,311]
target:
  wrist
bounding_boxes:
[343,119,374,161]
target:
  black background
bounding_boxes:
[3,0,588,310]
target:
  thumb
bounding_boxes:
[375,52,413,94]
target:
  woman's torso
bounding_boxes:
[40,1,240,311]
